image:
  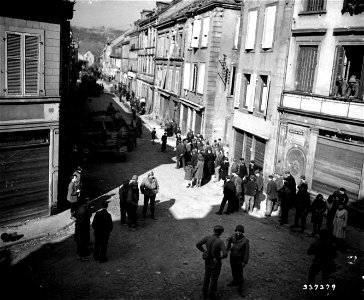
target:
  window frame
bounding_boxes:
[261,3,277,50]
[197,63,206,95]
[245,8,259,51]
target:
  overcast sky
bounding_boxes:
[71,0,169,30]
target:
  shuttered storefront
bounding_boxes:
[0,131,50,225]
[234,129,244,159]
[312,137,364,201]
[255,137,266,170]
[245,133,253,163]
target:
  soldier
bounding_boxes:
[345,75,359,100]
[226,225,250,296]
[92,200,113,263]
[196,225,228,300]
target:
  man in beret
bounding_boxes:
[226,225,250,296]
[196,225,228,300]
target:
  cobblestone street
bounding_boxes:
[1,93,363,300]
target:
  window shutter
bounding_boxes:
[330,45,345,95]
[6,33,22,95]
[295,46,318,92]
[186,22,193,49]
[197,63,205,94]
[168,69,173,90]
[192,64,198,91]
[234,73,242,108]
[245,10,258,50]
[201,17,210,47]
[191,19,201,48]
[183,62,191,90]
[175,69,180,93]
[260,76,270,115]
[233,17,241,49]
[262,6,276,49]
[248,74,257,112]
[162,66,167,89]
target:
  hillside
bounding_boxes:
[71,26,125,60]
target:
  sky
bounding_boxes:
[71,0,170,30]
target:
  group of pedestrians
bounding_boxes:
[196,224,250,299]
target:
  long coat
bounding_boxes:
[194,160,204,179]
[184,165,194,181]
[220,160,229,181]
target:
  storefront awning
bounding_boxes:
[179,97,204,111]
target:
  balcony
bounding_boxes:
[281,91,364,121]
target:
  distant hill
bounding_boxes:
[71,26,125,60]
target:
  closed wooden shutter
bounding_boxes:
[191,19,201,48]
[233,17,241,49]
[260,76,270,115]
[0,145,49,225]
[234,73,242,108]
[295,46,318,93]
[312,137,364,201]
[25,35,39,94]
[245,133,253,162]
[168,69,173,91]
[201,17,210,47]
[183,62,190,90]
[262,5,276,49]
[197,63,205,94]
[245,10,258,50]
[255,137,266,170]
[247,74,257,112]
[6,33,22,95]
[175,69,180,93]
[330,45,345,96]
[162,66,167,89]
[234,129,244,159]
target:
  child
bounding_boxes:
[184,161,194,188]
[151,127,156,145]
[310,194,327,237]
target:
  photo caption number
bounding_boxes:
[303,284,336,290]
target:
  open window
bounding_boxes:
[330,45,364,100]
[243,73,257,112]
[257,75,270,115]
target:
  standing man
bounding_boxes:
[248,160,259,177]
[196,225,228,300]
[232,173,243,212]
[176,139,186,169]
[226,225,250,296]
[151,127,157,145]
[140,171,159,220]
[75,197,92,261]
[238,158,248,182]
[254,170,264,212]
[216,175,236,215]
[291,175,311,233]
[284,170,296,208]
[265,175,278,217]
[244,175,257,213]
[230,158,240,176]
[119,180,130,225]
[280,179,292,225]
[214,149,224,182]
[127,175,139,231]
[67,174,81,220]
[161,130,167,152]
[92,200,113,263]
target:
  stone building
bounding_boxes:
[231,0,294,175]
[0,0,74,225]
[277,0,364,202]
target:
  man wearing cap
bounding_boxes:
[254,170,264,212]
[92,200,113,263]
[226,225,250,296]
[244,175,257,213]
[196,225,228,300]
[345,75,359,100]
[127,175,139,231]
[265,174,278,217]
[248,160,259,177]
[284,170,296,208]
[215,175,236,215]
[119,179,130,225]
[333,75,347,98]
[230,158,240,176]
[291,175,311,233]
[140,171,159,220]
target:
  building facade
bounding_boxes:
[0,1,74,225]
[231,0,294,176]
[277,0,364,201]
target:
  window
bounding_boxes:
[162,66,167,89]
[197,63,205,94]
[305,0,325,12]
[186,22,193,50]
[245,10,258,51]
[168,35,175,58]
[234,72,242,108]
[233,17,241,49]
[6,32,40,96]
[167,68,173,91]
[165,34,170,57]
[295,45,318,93]
[330,45,364,100]
[201,17,210,48]
[262,5,277,49]
[191,19,201,48]
[178,30,183,57]
[244,73,257,112]
[175,68,180,94]
[191,64,198,92]
[183,62,191,90]
[230,66,237,96]
[258,75,270,115]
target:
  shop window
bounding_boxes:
[197,63,205,94]
[330,45,364,100]
[262,5,277,50]
[245,9,258,51]
[6,32,41,96]
[257,75,270,115]
[295,45,318,93]
[304,0,325,12]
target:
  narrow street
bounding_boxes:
[1,91,363,300]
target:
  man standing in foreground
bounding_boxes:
[226,225,250,296]
[140,171,159,220]
[92,200,113,263]
[196,225,228,300]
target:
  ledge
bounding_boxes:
[333,26,364,35]
[0,96,61,104]
[298,10,326,16]
[292,28,327,36]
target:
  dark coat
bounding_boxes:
[223,181,236,198]
[191,153,198,167]
[266,180,278,200]
[311,197,327,224]
[220,160,229,181]
[176,143,185,157]
[244,180,257,196]
[92,209,113,237]
[127,181,139,206]
[239,163,248,179]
